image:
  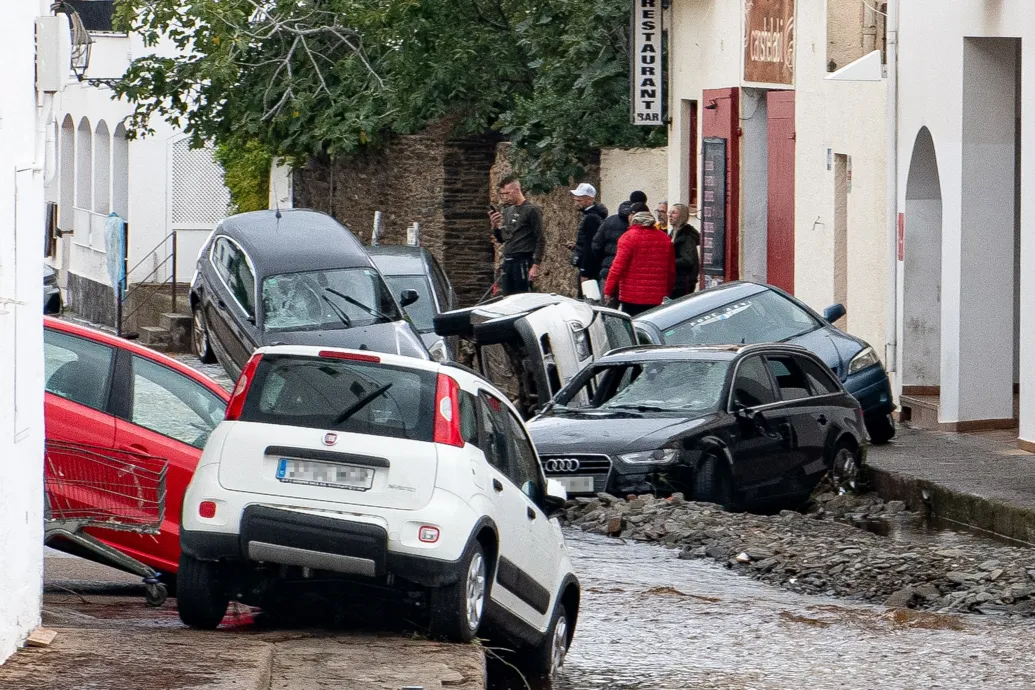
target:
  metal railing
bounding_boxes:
[118,231,177,338]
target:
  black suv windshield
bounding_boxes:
[240,354,435,441]
[556,359,730,414]
[262,267,401,332]
[660,289,820,345]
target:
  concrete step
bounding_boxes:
[899,394,940,431]
[138,325,171,349]
[160,312,192,352]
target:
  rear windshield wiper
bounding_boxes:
[325,287,394,323]
[333,383,393,426]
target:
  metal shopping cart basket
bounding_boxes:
[44,440,170,607]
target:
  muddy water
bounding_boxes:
[490,529,1035,690]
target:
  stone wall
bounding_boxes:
[293,121,498,307]
[489,144,601,299]
[293,129,602,304]
[67,272,116,327]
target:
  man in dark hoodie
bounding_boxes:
[593,191,649,289]
[569,182,608,288]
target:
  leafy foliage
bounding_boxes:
[114,0,664,190]
[214,137,272,213]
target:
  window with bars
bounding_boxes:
[171,139,231,227]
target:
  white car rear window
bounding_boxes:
[240,354,436,442]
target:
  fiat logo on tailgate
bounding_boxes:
[323,432,338,446]
[544,458,580,473]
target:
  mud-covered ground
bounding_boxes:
[563,489,1035,617]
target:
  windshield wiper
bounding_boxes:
[318,292,353,328]
[333,383,393,426]
[607,403,669,413]
[325,287,394,323]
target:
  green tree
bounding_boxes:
[114,0,663,191]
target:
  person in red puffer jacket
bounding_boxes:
[603,210,676,316]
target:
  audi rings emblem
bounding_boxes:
[544,458,580,473]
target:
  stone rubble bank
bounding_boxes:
[565,489,1035,616]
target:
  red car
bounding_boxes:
[44,316,230,577]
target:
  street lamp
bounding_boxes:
[50,1,93,81]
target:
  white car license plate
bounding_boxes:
[276,458,374,491]
[555,476,595,494]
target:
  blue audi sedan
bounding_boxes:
[631,281,895,444]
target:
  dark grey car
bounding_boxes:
[189,210,428,379]
[367,245,458,361]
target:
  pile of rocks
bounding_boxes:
[564,492,1035,616]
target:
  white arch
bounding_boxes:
[902,126,942,389]
[76,117,92,210]
[112,123,129,219]
[59,115,75,229]
[93,120,111,214]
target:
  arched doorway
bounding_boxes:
[76,117,92,211]
[902,127,942,392]
[59,115,75,230]
[93,121,110,214]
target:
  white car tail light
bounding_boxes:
[433,373,463,447]
[419,526,440,543]
[225,353,263,421]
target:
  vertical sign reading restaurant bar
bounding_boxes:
[701,138,727,285]
[631,0,663,125]
[743,0,795,85]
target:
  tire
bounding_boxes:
[176,553,229,630]
[692,456,733,509]
[521,601,571,678]
[831,442,861,494]
[429,542,488,643]
[192,306,217,364]
[867,413,896,445]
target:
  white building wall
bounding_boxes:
[794,0,888,356]
[0,1,48,664]
[896,2,1035,432]
[599,148,668,216]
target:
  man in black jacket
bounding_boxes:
[569,182,608,285]
[489,175,545,295]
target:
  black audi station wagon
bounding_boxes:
[526,344,868,511]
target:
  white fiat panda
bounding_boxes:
[179,345,579,675]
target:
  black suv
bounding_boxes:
[189,210,428,379]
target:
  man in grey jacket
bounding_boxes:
[489,175,545,295]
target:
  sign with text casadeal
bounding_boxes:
[743,0,795,85]
[631,0,663,126]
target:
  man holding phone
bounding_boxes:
[489,175,544,295]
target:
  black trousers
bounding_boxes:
[621,302,657,317]
[501,253,534,295]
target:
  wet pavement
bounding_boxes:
[491,529,1035,690]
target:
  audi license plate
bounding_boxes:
[555,476,595,494]
[276,458,373,491]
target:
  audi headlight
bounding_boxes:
[848,346,881,375]
[619,449,679,465]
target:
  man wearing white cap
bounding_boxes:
[569,182,608,295]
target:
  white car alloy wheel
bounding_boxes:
[550,611,569,674]
[465,551,486,633]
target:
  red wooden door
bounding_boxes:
[701,88,740,285]
[767,90,796,293]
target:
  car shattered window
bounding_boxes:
[559,360,729,414]
[661,290,820,346]
[262,267,402,332]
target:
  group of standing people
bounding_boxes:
[487,173,701,316]
[571,184,700,315]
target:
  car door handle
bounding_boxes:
[492,479,504,493]
[526,506,537,521]
[119,443,149,455]
[817,414,828,426]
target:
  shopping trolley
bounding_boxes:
[44,440,170,607]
